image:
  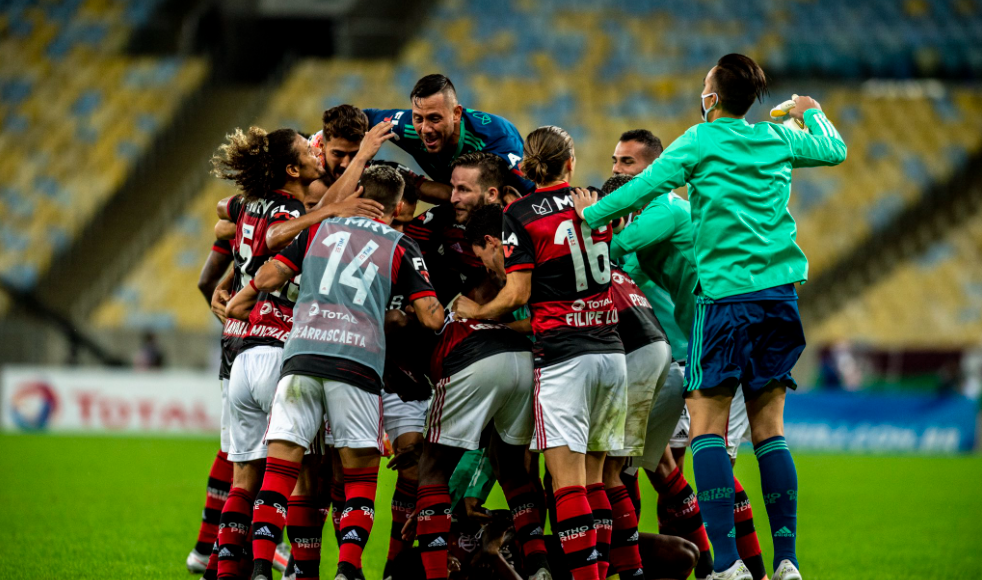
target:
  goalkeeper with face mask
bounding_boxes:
[573,53,846,580]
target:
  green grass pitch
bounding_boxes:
[1,434,980,579]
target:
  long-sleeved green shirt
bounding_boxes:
[585,109,847,299]
[612,193,698,352]
[620,253,689,360]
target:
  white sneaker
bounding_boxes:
[773,560,801,580]
[185,548,208,573]
[273,541,291,572]
[713,560,752,580]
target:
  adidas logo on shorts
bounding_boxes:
[428,536,448,548]
[342,529,361,542]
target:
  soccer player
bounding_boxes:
[363,74,533,202]
[186,238,236,574]
[404,202,549,580]
[247,165,446,580]
[575,54,847,580]
[209,126,320,580]
[404,151,512,302]
[454,125,628,580]
[604,172,767,580]
[611,129,664,178]
[602,260,672,580]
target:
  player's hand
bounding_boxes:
[571,187,598,221]
[324,185,385,219]
[463,497,493,525]
[401,506,419,541]
[387,442,422,472]
[451,295,480,320]
[211,288,230,324]
[357,121,397,161]
[790,95,822,120]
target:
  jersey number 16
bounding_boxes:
[554,219,610,291]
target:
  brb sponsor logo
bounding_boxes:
[9,381,59,431]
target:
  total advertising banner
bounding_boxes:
[785,391,978,453]
[1,366,222,435]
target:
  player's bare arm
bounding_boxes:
[214,219,235,240]
[216,196,235,220]
[571,187,599,221]
[197,250,232,307]
[417,179,453,204]
[411,295,446,331]
[313,121,396,209]
[504,317,532,335]
[225,279,258,321]
[252,259,296,293]
[210,269,234,323]
[453,270,531,320]
[265,187,385,252]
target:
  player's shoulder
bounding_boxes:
[463,108,522,140]
[505,186,576,223]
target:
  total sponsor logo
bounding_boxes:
[307,303,360,324]
[566,297,618,327]
[9,381,59,431]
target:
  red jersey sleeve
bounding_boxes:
[274,223,319,273]
[392,236,437,303]
[503,207,535,273]
[211,238,232,255]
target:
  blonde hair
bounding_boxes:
[522,125,574,185]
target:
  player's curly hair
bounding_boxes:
[601,173,633,197]
[464,203,503,248]
[322,104,369,142]
[522,125,574,186]
[211,127,301,203]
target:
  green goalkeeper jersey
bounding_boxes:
[585,109,847,300]
[612,193,698,351]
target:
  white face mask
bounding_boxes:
[701,92,718,123]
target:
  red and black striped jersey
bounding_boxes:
[404,203,486,302]
[227,191,305,351]
[430,319,532,383]
[274,219,437,394]
[502,183,623,366]
[609,265,667,354]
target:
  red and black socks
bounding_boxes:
[330,476,345,544]
[607,485,643,579]
[216,487,255,579]
[252,457,301,572]
[555,486,599,580]
[196,451,233,555]
[501,480,549,574]
[653,465,714,578]
[416,484,452,580]
[338,467,379,573]
[387,475,418,565]
[733,477,767,580]
[586,483,613,579]
[287,495,321,580]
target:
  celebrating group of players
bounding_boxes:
[185,52,846,580]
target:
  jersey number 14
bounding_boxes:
[319,231,379,306]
